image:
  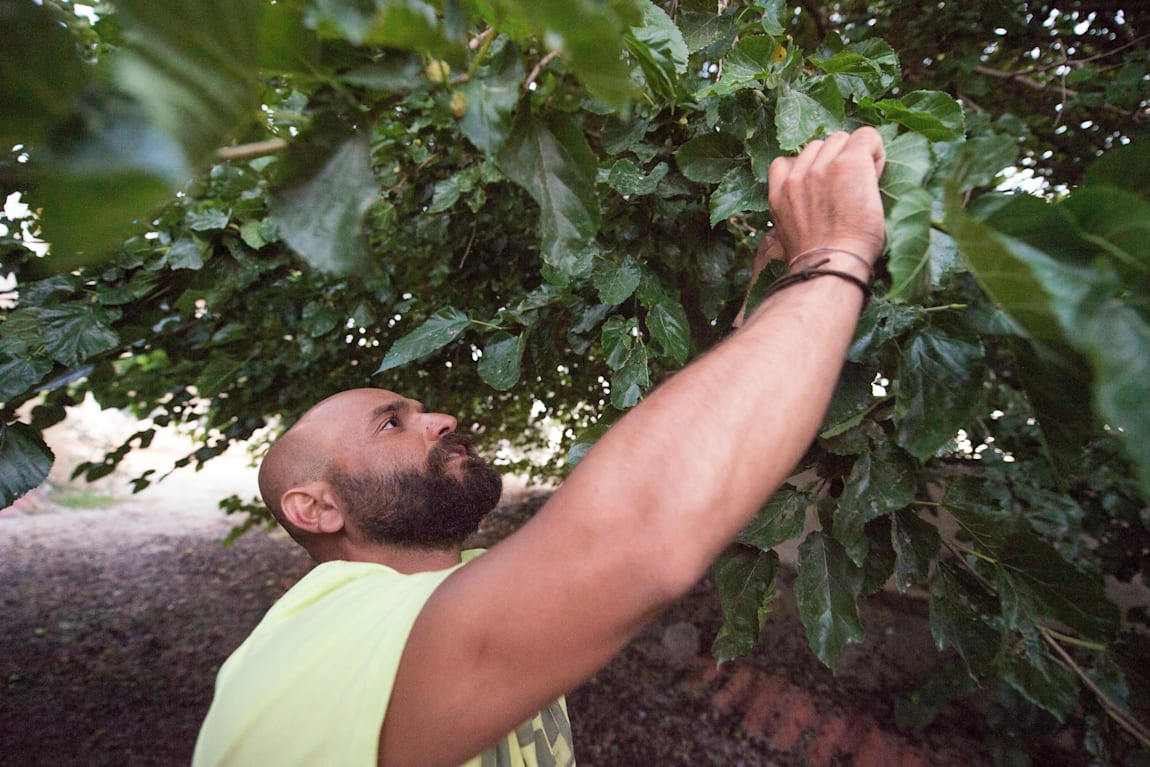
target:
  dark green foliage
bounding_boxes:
[2,1,1148,761]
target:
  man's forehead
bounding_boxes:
[299,388,416,424]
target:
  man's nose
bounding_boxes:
[424,412,457,440]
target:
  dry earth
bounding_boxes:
[0,413,1089,766]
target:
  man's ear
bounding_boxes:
[280,482,345,535]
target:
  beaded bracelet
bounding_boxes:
[762,257,872,309]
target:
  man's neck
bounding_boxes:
[339,542,464,574]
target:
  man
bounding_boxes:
[194,127,887,767]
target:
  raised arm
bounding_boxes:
[380,128,887,767]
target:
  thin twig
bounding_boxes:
[524,51,560,92]
[973,65,1146,120]
[1040,626,1150,750]
[214,138,289,162]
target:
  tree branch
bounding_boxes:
[973,65,1148,121]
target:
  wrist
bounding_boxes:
[786,246,874,284]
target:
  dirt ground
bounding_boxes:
[0,425,1082,767]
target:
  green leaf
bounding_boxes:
[1078,300,1150,498]
[487,0,641,111]
[796,531,865,671]
[699,35,786,97]
[259,2,322,74]
[677,9,738,54]
[165,238,206,270]
[605,160,668,197]
[775,76,845,152]
[847,300,924,363]
[6,304,121,368]
[998,532,1120,641]
[833,443,917,565]
[929,564,1000,673]
[271,136,378,274]
[0,2,86,149]
[114,0,262,162]
[624,0,688,100]
[460,42,524,154]
[0,356,53,402]
[1002,635,1079,721]
[592,257,642,305]
[816,38,900,100]
[709,166,770,226]
[478,332,526,391]
[711,545,779,664]
[874,91,964,141]
[885,187,933,303]
[879,132,932,208]
[601,316,637,371]
[375,307,471,373]
[307,0,456,55]
[0,422,55,509]
[1010,339,1097,479]
[1084,141,1150,197]
[674,132,745,184]
[645,297,691,366]
[895,329,984,460]
[736,485,814,551]
[820,361,879,438]
[498,109,601,282]
[891,510,940,593]
[610,343,650,409]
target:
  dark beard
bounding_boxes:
[330,435,503,550]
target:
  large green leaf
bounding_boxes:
[1001,635,1079,721]
[375,307,472,373]
[306,0,458,56]
[884,187,934,303]
[0,2,85,148]
[673,132,745,184]
[484,0,641,110]
[891,509,941,593]
[997,532,1119,641]
[709,166,770,226]
[645,297,691,366]
[711,545,779,664]
[460,41,524,154]
[696,35,785,97]
[736,485,814,551]
[497,109,601,282]
[610,343,650,409]
[833,443,917,565]
[796,531,865,670]
[873,91,964,142]
[477,332,526,391]
[624,0,688,100]
[1078,300,1150,497]
[895,328,984,460]
[0,356,53,403]
[928,564,1000,673]
[114,0,262,162]
[0,422,55,509]
[592,257,641,306]
[271,136,378,274]
[1,304,120,368]
[775,76,845,152]
[879,131,932,210]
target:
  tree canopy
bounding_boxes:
[2,0,1148,760]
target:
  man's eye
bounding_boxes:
[380,417,397,431]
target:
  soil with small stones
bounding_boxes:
[0,488,1036,767]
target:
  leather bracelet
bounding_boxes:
[763,258,872,310]
[787,246,874,276]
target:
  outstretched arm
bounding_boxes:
[381,128,887,767]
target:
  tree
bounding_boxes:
[2,0,1148,760]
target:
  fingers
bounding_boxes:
[765,127,888,264]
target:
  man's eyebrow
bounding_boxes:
[370,400,425,423]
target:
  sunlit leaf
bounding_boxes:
[593,257,642,306]
[775,76,845,152]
